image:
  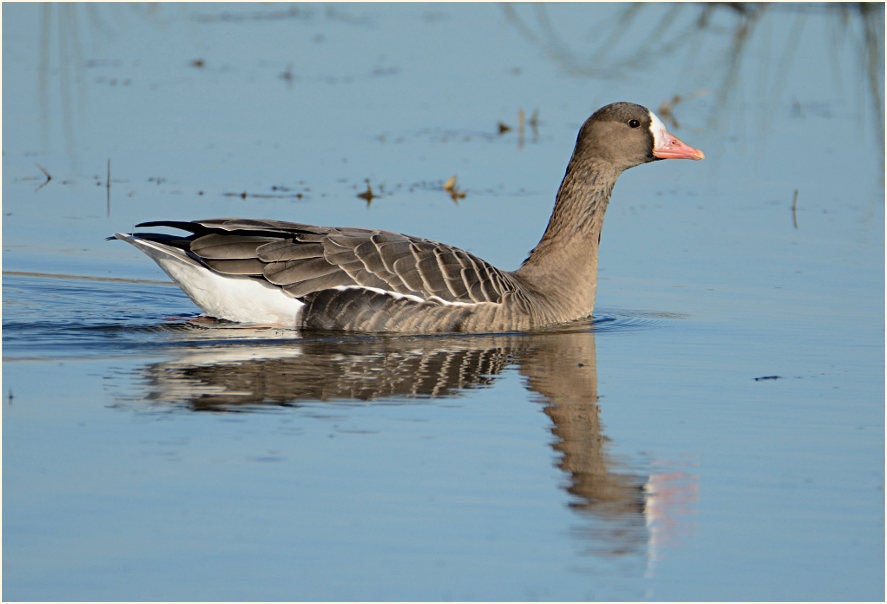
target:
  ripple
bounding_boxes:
[590,308,685,333]
[2,273,684,360]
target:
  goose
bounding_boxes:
[113,102,703,333]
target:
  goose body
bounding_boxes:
[115,102,703,333]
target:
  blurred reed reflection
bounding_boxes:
[32,3,883,159]
[504,2,884,147]
[127,328,695,562]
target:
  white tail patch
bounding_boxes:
[116,233,304,325]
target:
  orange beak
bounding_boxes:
[653,129,705,160]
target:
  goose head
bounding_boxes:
[573,102,705,172]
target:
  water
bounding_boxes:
[3,3,884,601]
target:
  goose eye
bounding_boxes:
[628,119,640,128]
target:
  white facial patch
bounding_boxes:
[648,109,669,149]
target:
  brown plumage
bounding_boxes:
[114,102,703,333]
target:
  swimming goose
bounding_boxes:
[114,102,703,333]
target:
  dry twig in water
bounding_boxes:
[34,163,52,192]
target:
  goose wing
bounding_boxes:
[135,218,518,306]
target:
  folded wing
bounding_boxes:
[135,218,518,307]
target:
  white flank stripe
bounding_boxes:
[333,285,480,307]
[333,285,427,304]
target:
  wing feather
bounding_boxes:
[192,234,277,259]
[257,240,324,262]
[283,272,356,297]
[132,219,518,307]
[391,255,426,292]
[203,258,266,275]
[264,257,342,285]
[377,240,414,273]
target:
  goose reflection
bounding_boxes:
[131,326,695,565]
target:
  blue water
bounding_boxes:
[3,3,884,601]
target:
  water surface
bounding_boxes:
[3,3,883,601]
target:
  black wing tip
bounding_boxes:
[132,219,298,237]
[135,220,202,231]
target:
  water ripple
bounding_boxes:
[591,308,685,334]
[2,273,680,360]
